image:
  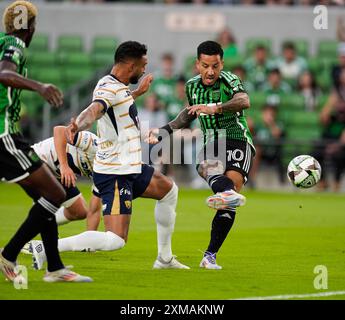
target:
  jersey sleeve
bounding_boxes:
[92,83,118,111]
[72,131,97,153]
[223,72,246,99]
[185,82,193,106]
[0,37,25,68]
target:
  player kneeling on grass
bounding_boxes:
[28,41,189,271]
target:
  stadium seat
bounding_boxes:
[57,35,84,53]
[245,38,272,56]
[281,110,319,127]
[31,68,62,85]
[286,126,321,141]
[316,70,332,92]
[317,40,338,58]
[20,91,45,117]
[27,52,58,67]
[92,52,114,69]
[315,94,328,111]
[61,52,93,67]
[63,67,95,87]
[307,57,324,74]
[223,56,245,72]
[283,39,309,57]
[279,94,305,110]
[92,36,118,54]
[249,92,268,110]
[29,34,49,52]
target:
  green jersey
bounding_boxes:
[185,71,254,147]
[0,33,27,136]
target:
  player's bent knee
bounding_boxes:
[161,182,178,204]
[104,231,125,251]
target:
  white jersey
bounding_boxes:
[32,131,98,179]
[92,74,142,175]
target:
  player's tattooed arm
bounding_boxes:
[66,102,104,144]
[187,92,250,116]
[218,92,250,113]
[146,107,196,144]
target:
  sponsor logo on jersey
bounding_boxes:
[120,188,131,196]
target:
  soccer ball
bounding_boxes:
[287,155,321,188]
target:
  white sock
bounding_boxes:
[154,183,178,261]
[55,207,70,225]
[58,231,125,252]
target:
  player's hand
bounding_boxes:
[136,74,154,97]
[38,83,63,108]
[187,104,216,116]
[145,128,159,144]
[65,117,78,145]
[60,163,77,188]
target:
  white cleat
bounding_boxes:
[21,242,32,255]
[0,248,17,281]
[153,255,190,270]
[199,252,222,270]
[206,190,246,211]
[43,267,93,283]
[30,240,47,271]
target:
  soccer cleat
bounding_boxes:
[0,248,17,281]
[199,252,222,270]
[43,267,93,283]
[31,240,46,271]
[206,189,246,210]
[153,255,190,270]
[20,242,32,255]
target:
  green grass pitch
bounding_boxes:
[0,183,344,300]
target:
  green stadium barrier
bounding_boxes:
[57,35,84,53]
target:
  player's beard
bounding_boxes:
[129,75,139,84]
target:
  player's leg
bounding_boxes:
[35,174,129,262]
[86,194,102,231]
[55,186,86,225]
[199,141,253,269]
[138,166,189,269]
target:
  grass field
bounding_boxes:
[0,183,344,300]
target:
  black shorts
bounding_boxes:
[93,164,154,215]
[197,139,255,183]
[0,133,43,183]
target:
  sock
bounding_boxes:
[206,210,236,255]
[2,202,47,262]
[55,207,70,225]
[207,174,234,194]
[154,183,178,261]
[2,198,64,272]
[58,231,125,252]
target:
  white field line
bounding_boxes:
[231,290,345,300]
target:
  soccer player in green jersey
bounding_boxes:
[149,41,255,269]
[0,1,91,282]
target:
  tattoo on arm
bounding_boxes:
[76,102,104,132]
[220,93,250,113]
[168,107,196,130]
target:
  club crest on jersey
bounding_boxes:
[124,90,132,98]
[125,201,132,209]
[212,90,220,101]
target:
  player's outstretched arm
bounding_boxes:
[187,92,250,116]
[66,101,105,144]
[53,126,77,188]
[0,60,63,107]
[147,107,196,144]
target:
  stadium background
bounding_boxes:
[0,1,345,301]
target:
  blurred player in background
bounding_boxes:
[0,1,91,282]
[149,41,254,269]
